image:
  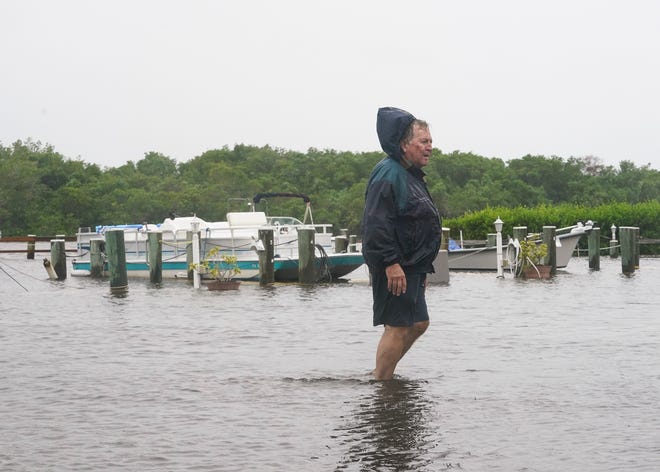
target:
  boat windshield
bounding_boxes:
[267,216,303,226]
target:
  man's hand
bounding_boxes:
[385,263,406,296]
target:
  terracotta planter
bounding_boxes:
[522,265,552,279]
[206,280,241,290]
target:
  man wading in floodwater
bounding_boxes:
[362,107,442,380]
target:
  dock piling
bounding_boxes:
[186,231,194,280]
[90,238,105,278]
[105,229,128,293]
[348,235,357,253]
[512,226,527,243]
[334,235,348,253]
[50,239,67,280]
[441,228,450,251]
[634,227,640,269]
[191,223,201,289]
[148,232,162,284]
[588,227,601,270]
[297,228,315,284]
[258,229,275,285]
[27,235,36,260]
[486,233,497,248]
[543,226,557,274]
[619,226,638,275]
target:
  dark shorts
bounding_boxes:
[371,270,429,327]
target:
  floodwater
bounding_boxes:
[1,246,660,471]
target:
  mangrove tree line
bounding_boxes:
[1,139,659,245]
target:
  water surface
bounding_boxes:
[1,249,659,471]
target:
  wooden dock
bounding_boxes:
[0,236,77,254]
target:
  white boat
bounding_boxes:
[72,193,364,282]
[447,222,593,271]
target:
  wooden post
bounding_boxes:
[633,227,640,269]
[588,227,600,270]
[609,239,619,258]
[148,231,162,284]
[428,250,450,284]
[185,227,202,282]
[334,235,348,253]
[258,228,275,285]
[513,226,527,243]
[50,239,67,280]
[487,233,497,247]
[619,226,635,275]
[90,238,105,278]
[348,235,357,253]
[191,223,201,289]
[105,229,128,293]
[440,228,450,251]
[186,230,194,280]
[542,226,557,274]
[297,228,315,284]
[27,234,36,260]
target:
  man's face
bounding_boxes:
[401,125,433,168]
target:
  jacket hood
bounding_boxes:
[376,107,416,162]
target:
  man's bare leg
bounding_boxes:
[373,320,429,380]
[400,320,429,358]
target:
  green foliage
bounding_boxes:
[1,139,660,257]
[518,239,548,269]
[190,247,241,281]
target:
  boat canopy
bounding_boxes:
[252,192,314,224]
[252,193,311,204]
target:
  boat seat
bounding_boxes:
[227,212,268,227]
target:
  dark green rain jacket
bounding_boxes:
[362,107,442,273]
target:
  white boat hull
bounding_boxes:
[447,226,590,271]
[71,213,364,281]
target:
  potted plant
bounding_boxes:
[190,247,242,290]
[517,238,551,279]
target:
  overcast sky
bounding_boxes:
[2,0,660,170]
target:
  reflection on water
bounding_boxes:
[335,379,447,471]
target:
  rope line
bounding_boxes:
[0,259,30,291]
[314,244,332,282]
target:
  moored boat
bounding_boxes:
[71,193,364,282]
[447,222,593,271]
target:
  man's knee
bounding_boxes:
[412,320,429,337]
[384,321,428,342]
